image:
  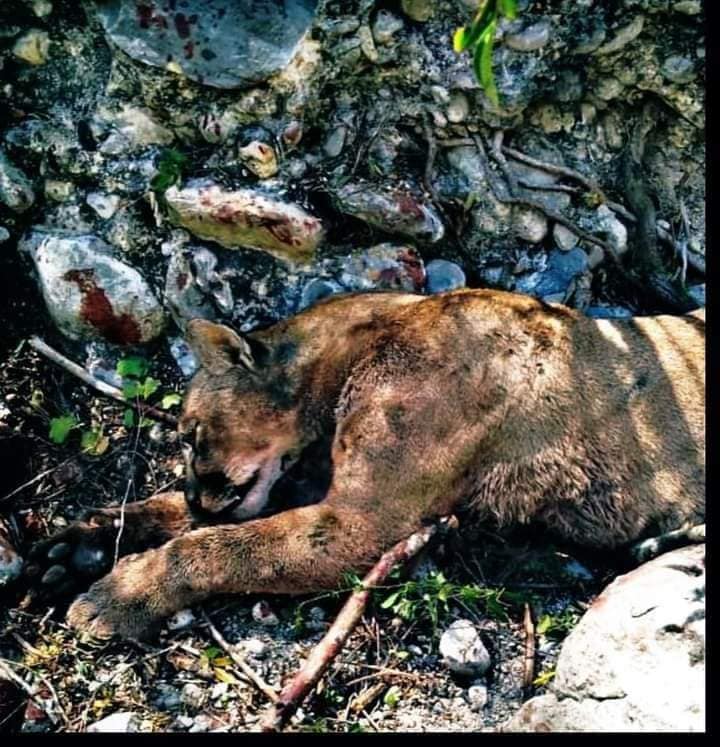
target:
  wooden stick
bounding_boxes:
[28,336,178,427]
[260,516,458,732]
[200,609,279,704]
[522,602,536,691]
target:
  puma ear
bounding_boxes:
[186,319,268,374]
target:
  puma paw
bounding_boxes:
[23,510,123,603]
[66,549,167,641]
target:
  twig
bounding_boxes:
[200,609,279,704]
[350,681,385,714]
[113,478,133,568]
[28,336,178,427]
[522,603,536,691]
[0,457,76,504]
[260,515,458,732]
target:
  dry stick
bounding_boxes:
[28,336,178,428]
[200,609,279,704]
[260,515,458,732]
[522,603,536,691]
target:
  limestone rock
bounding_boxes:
[19,230,165,345]
[505,545,705,732]
[94,0,319,89]
[439,619,491,678]
[165,181,323,264]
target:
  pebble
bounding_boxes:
[12,29,50,65]
[181,683,206,710]
[373,11,404,46]
[242,638,268,659]
[467,682,489,712]
[553,224,579,251]
[252,600,280,627]
[595,16,644,56]
[86,192,120,220]
[439,619,491,678]
[0,151,35,213]
[401,0,433,22]
[88,712,140,733]
[673,1,701,14]
[512,207,548,244]
[687,284,704,308]
[0,227,9,243]
[166,608,196,630]
[662,55,696,84]
[594,205,627,255]
[446,93,470,124]
[425,259,466,294]
[505,22,551,52]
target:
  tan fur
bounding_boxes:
[28,290,704,639]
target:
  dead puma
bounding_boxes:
[26,289,704,640]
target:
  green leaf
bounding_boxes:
[203,646,222,662]
[533,669,556,687]
[161,392,182,409]
[474,21,499,106]
[499,0,518,19]
[123,409,136,428]
[383,685,401,709]
[81,427,109,456]
[381,591,402,609]
[122,380,140,400]
[536,614,553,636]
[49,414,79,444]
[116,356,148,380]
[141,377,160,400]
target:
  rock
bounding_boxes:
[165,181,323,264]
[336,243,426,293]
[169,337,198,378]
[688,284,704,308]
[94,0,318,89]
[425,259,466,294]
[152,684,182,712]
[372,11,404,46]
[95,105,174,155]
[447,93,470,124]
[467,683,489,712]
[505,545,705,732]
[662,55,696,84]
[515,248,588,298]
[0,227,9,243]
[0,528,23,587]
[238,141,279,179]
[31,0,53,17]
[0,151,35,213]
[673,1,701,15]
[44,180,74,202]
[165,245,233,327]
[181,683,206,710]
[299,278,343,310]
[585,306,633,320]
[252,600,279,627]
[167,608,196,631]
[12,29,50,65]
[595,16,644,56]
[88,712,141,733]
[513,207,548,243]
[553,224,579,251]
[401,0,433,23]
[594,205,628,256]
[19,230,165,345]
[505,22,551,52]
[439,619,491,678]
[86,192,121,220]
[242,638,268,659]
[334,184,444,243]
[324,126,347,158]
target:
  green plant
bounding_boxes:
[453,0,519,106]
[150,148,188,194]
[533,668,556,687]
[116,355,182,428]
[379,570,526,635]
[48,413,80,444]
[536,606,581,642]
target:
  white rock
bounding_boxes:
[181,683,205,710]
[595,205,627,255]
[19,230,165,345]
[167,608,196,631]
[439,619,491,678]
[252,600,279,627]
[553,223,579,251]
[513,206,548,243]
[88,712,140,733]
[86,192,120,220]
[506,22,551,52]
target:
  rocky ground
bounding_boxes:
[0,0,705,733]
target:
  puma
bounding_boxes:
[24,289,705,640]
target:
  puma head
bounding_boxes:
[179,319,304,522]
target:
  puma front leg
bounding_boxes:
[66,502,394,640]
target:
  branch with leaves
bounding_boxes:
[453,0,518,105]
